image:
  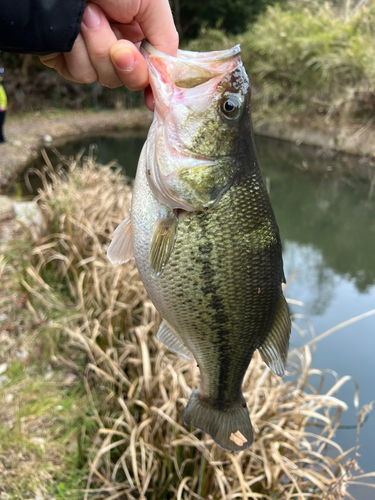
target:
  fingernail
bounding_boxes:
[113,49,135,72]
[82,4,101,29]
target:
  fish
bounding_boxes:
[107,41,291,452]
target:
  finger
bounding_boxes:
[136,0,179,57]
[110,21,144,42]
[91,0,139,24]
[40,53,69,76]
[110,40,149,91]
[40,34,98,83]
[91,0,179,56]
[81,3,123,88]
[63,33,99,83]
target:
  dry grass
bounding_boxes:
[3,152,375,499]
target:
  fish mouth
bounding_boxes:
[140,41,241,64]
[140,42,248,212]
[140,40,243,126]
[140,41,241,92]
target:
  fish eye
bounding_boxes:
[220,95,243,120]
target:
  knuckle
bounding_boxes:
[93,47,110,62]
[101,80,121,89]
[79,73,97,84]
[171,29,180,47]
[125,83,144,92]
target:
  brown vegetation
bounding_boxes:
[1,154,374,498]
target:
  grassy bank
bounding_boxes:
[1,154,374,498]
[186,1,375,128]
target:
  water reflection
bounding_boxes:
[256,136,375,295]
[47,132,145,179]
[283,242,337,317]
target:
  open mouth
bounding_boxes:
[140,41,241,90]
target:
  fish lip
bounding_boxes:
[140,40,175,62]
[140,40,241,64]
[177,45,241,63]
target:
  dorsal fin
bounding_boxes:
[258,294,291,376]
[157,320,193,360]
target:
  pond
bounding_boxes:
[26,133,375,496]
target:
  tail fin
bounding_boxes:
[183,390,253,452]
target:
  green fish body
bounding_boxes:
[108,42,291,452]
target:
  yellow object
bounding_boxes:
[0,85,7,110]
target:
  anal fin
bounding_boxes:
[157,320,193,360]
[258,294,291,377]
[150,211,178,277]
[107,215,134,265]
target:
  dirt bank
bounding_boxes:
[1,108,374,192]
[254,116,375,160]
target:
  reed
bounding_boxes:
[8,153,374,499]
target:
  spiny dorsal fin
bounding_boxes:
[157,320,193,360]
[258,294,291,377]
[107,215,134,265]
[150,211,178,277]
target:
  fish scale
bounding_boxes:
[107,42,291,451]
[132,153,284,410]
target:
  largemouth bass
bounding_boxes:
[108,42,291,452]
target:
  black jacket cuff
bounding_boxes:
[0,0,86,55]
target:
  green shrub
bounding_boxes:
[240,3,375,115]
[183,28,234,52]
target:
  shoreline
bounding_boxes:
[254,117,375,159]
[0,108,374,191]
[0,109,153,190]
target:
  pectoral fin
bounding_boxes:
[258,295,291,377]
[150,211,178,277]
[157,320,194,360]
[107,215,134,265]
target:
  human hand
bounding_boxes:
[0,106,4,112]
[39,0,178,110]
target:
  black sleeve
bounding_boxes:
[0,0,86,54]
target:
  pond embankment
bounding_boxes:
[255,117,375,159]
[0,108,374,191]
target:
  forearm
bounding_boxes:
[0,0,86,54]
